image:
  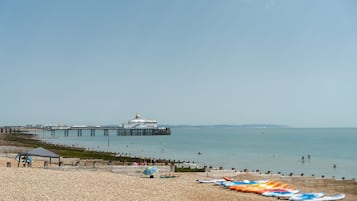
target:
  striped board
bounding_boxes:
[288,193,325,201]
[218,180,269,187]
[262,190,299,197]
[308,194,345,201]
[196,177,233,183]
[197,179,227,183]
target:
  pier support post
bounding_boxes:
[64,129,69,137]
[51,130,55,136]
[90,129,95,136]
[77,130,82,136]
[104,129,109,136]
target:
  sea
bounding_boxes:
[35,127,357,180]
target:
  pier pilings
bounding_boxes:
[0,127,20,134]
[44,127,171,137]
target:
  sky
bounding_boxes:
[1,0,357,127]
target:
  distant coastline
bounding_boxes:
[166,124,289,128]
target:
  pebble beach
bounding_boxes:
[1,155,356,201]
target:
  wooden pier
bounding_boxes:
[47,127,171,137]
[0,127,21,134]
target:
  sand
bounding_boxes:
[1,156,356,201]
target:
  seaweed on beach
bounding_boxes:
[0,132,174,164]
[175,167,205,172]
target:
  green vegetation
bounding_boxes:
[175,167,205,172]
[3,132,116,160]
[1,132,207,172]
[1,132,156,162]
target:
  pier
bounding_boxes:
[46,126,171,137]
[0,127,21,134]
[1,114,171,137]
[0,126,171,137]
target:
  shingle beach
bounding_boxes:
[0,156,356,201]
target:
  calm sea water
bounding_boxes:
[37,127,357,179]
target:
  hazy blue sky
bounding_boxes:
[1,0,356,127]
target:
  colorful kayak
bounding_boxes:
[308,194,345,201]
[288,193,325,201]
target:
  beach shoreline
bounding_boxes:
[1,132,356,200]
[32,127,357,180]
[1,150,356,201]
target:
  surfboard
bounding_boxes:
[288,193,325,201]
[308,194,345,201]
[262,189,299,197]
[219,179,268,187]
[197,179,227,183]
[196,177,233,183]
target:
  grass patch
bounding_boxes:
[175,167,205,172]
